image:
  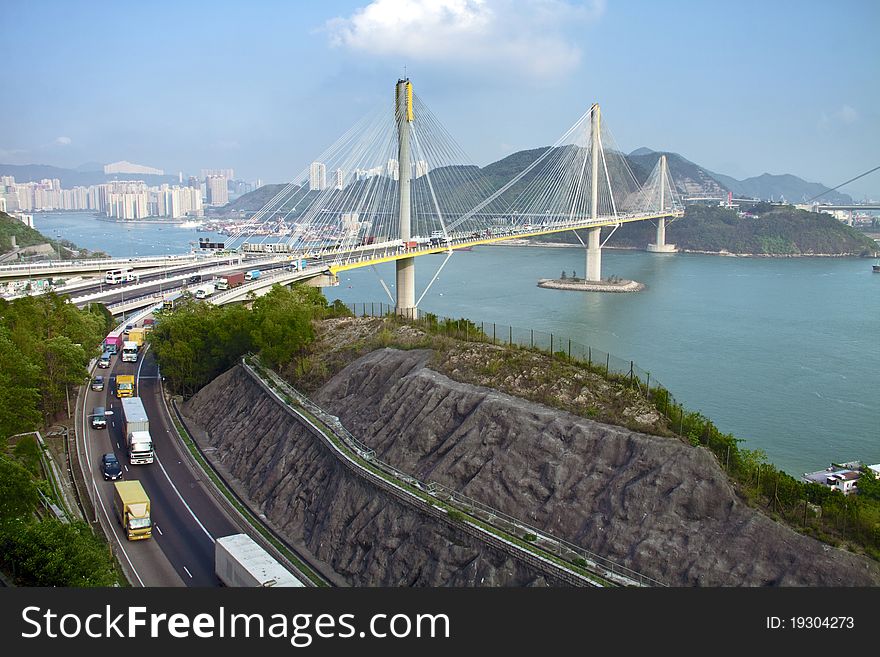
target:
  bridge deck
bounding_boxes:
[328,210,681,274]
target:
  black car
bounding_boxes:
[91,375,105,391]
[101,453,122,481]
[188,274,202,284]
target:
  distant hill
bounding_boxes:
[0,210,108,260]
[0,163,178,188]
[706,170,852,204]
[534,204,878,256]
[628,147,851,204]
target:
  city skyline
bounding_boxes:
[1,1,878,198]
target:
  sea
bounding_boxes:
[34,211,880,476]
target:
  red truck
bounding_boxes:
[215,271,245,291]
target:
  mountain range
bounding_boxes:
[0,163,178,188]
[1,148,853,206]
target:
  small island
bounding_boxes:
[538,272,645,293]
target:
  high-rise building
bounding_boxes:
[414,160,429,178]
[157,186,203,217]
[334,168,345,190]
[205,175,229,206]
[104,181,150,219]
[201,168,234,181]
[309,162,326,191]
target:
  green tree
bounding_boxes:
[859,468,880,502]
[251,285,315,368]
[0,457,39,521]
[0,329,42,441]
[0,519,118,586]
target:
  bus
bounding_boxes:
[105,268,137,285]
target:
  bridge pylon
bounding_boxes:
[647,154,677,253]
[395,78,416,318]
[585,103,602,281]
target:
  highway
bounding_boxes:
[77,344,240,586]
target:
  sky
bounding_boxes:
[2,0,879,198]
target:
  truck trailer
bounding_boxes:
[215,271,245,291]
[113,480,151,540]
[128,327,146,347]
[120,396,153,464]
[103,335,123,355]
[215,534,304,587]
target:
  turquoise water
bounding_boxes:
[33,211,227,257]
[35,212,880,475]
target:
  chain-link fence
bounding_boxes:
[245,354,662,586]
[340,302,880,561]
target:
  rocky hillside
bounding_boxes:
[182,364,570,587]
[312,347,880,586]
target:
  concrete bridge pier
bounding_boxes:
[647,218,676,253]
[648,154,676,253]
[585,227,602,281]
[585,103,603,282]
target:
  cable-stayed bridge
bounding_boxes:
[8,79,684,315]
[215,79,682,314]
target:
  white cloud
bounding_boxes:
[55,136,72,145]
[834,105,858,124]
[325,0,604,80]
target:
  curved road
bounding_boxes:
[78,346,240,586]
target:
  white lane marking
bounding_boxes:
[81,362,144,587]
[123,464,129,472]
[183,566,193,579]
[154,454,214,542]
[117,442,121,449]
[137,345,214,544]
[156,525,163,536]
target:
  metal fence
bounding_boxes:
[247,354,664,587]
[342,301,705,442]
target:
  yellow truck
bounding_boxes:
[128,327,146,347]
[116,374,135,398]
[113,480,151,540]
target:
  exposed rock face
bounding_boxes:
[182,365,568,587]
[313,348,880,587]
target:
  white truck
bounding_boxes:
[215,534,304,587]
[120,397,154,465]
[121,340,138,363]
[194,284,214,300]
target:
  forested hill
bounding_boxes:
[0,210,56,254]
[536,205,878,256]
[0,211,108,259]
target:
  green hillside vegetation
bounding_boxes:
[149,283,351,396]
[535,205,878,256]
[0,297,118,586]
[0,210,108,259]
[0,293,112,437]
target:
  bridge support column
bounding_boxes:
[394,78,416,318]
[396,257,415,318]
[585,103,602,282]
[586,227,602,281]
[648,154,676,253]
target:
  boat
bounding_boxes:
[873,261,880,273]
